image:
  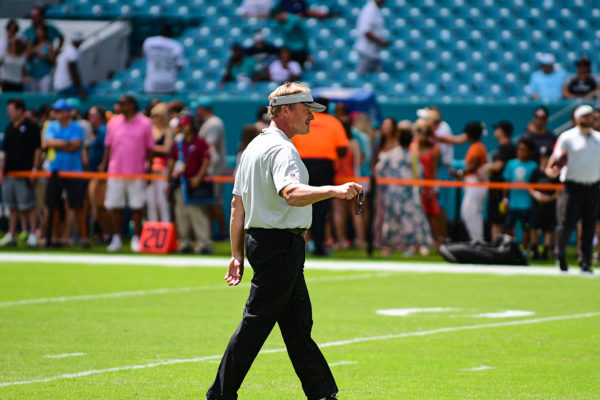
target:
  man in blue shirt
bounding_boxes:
[43,99,87,247]
[502,137,538,250]
[527,53,567,102]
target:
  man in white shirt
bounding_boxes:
[53,32,88,99]
[546,105,600,273]
[206,82,362,400]
[354,0,389,74]
[143,26,184,94]
[268,47,302,82]
[240,0,273,17]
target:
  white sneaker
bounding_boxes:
[107,235,122,252]
[130,235,140,253]
[27,233,38,248]
[0,233,16,247]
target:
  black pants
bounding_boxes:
[556,181,600,269]
[303,158,334,255]
[206,229,337,400]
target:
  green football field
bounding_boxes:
[1,254,599,399]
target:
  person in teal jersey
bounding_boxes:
[272,9,310,64]
[223,43,257,82]
[22,7,63,52]
[26,25,55,93]
[502,137,538,249]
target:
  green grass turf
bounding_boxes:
[0,260,599,399]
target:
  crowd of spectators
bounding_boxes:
[3,94,600,265]
[0,95,228,253]
[0,7,91,97]
[222,9,311,85]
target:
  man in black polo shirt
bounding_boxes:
[0,98,42,247]
[522,106,557,163]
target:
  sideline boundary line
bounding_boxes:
[0,253,593,277]
[1,311,598,388]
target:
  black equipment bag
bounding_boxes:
[439,234,529,266]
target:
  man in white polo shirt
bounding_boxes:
[354,0,390,74]
[546,104,600,273]
[143,26,184,94]
[206,82,363,400]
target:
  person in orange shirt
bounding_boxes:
[450,121,488,241]
[291,97,348,255]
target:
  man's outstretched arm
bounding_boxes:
[281,181,363,207]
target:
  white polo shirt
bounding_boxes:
[143,35,184,94]
[233,127,311,230]
[53,43,79,91]
[354,0,385,59]
[553,126,600,183]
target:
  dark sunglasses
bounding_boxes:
[354,191,364,216]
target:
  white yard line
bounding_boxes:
[1,311,598,388]
[0,252,594,277]
[43,353,86,359]
[328,361,357,367]
[0,272,397,308]
[460,366,495,371]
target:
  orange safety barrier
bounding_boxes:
[139,222,177,254]
[6,170,565,191]
[335,177,565,191]
[5,170,235,183]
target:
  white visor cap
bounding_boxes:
[269,92,327,112]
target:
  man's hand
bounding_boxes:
[225,256,244,286]
[29,169,37,186]
[334,182,363,200]
[189,175,202,189]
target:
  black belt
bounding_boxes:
[247,227,307,238]
[285,228,307,238]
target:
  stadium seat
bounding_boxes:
[71,0,593,100]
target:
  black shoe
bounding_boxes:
[529,245,539,260]
[580,263,593,274]
[557,259,568,272]
[541,246,550,260]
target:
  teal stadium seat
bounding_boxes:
[43,0,594,100]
